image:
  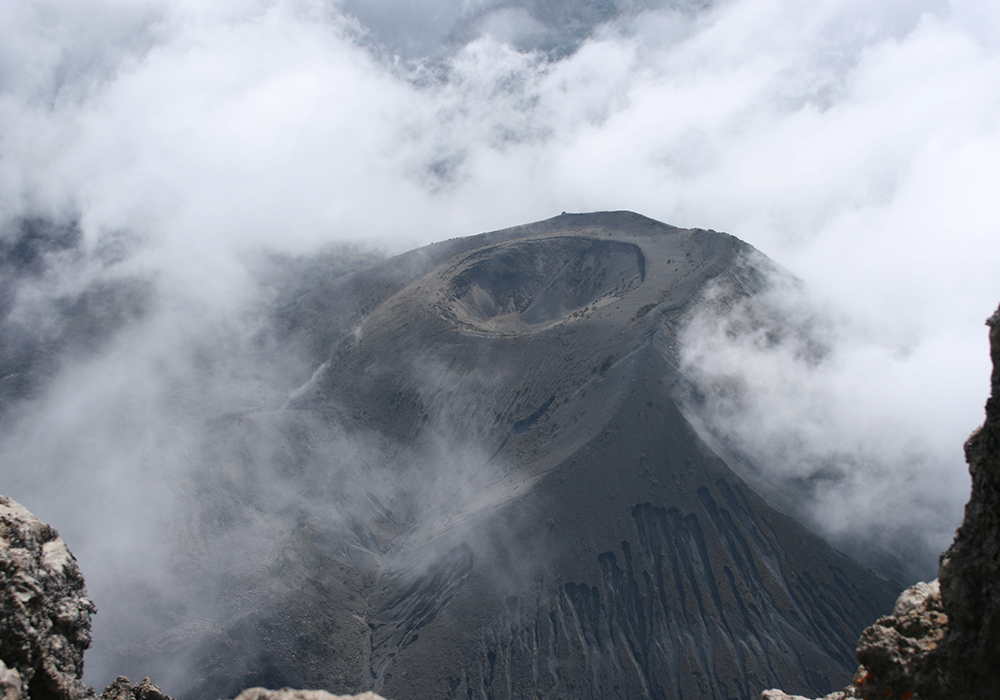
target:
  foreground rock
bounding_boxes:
[98,678,174,700]
[234,690,386,700]
[96,678,389,700]
[852,581,946,699]
[761,304,1000,699]
[933,305,1000,697]
[0,495,96,700]
[757,590,942,698]
[759,690,852,700]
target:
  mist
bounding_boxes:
[1,0,999,691]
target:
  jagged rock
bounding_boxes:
[98,678,173,700]
[234,690,386,700]
[759,689,855,700]
[1,660,24,700]
[759,667,864,699]
[760,691,860,700]
[0,499,178,700]
[0,495,96,700]
[852,580,946,699]
[933,304,1000,697]
[759,691,813,700]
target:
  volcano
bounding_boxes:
[118,212,898,700]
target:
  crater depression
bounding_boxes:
[438,237,645,333]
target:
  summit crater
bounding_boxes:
[437,236,645,334]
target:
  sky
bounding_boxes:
[2,0,1000,684]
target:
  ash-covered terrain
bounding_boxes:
[19,211,890,700]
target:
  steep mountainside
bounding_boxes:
[125,212,899,700]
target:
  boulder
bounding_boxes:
[933,304,1000,697]
[98,678,172,700]
[852,580,946,699]
[234,690,387,700]
[0,496,96,700]
[759,690,855,700]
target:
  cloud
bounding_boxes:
[0,0,999,687]
[675,268,976,581]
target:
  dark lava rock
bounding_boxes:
[140,212,899,700]
[932,304,1000,697]
[0,495,96,700]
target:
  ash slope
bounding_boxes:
[170,213,899,700]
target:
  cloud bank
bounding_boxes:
[1,0,1000,687]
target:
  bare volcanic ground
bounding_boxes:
[111,212,899,700]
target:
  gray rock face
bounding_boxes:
[852,580,946,699]
[0,495,96,700]
[931,304,1000,697]
[234,690,386,700]
[758,691,841,700]
[98,678,174,700]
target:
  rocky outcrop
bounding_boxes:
[0,495,96,700]
[759,690,852,700]
[851,580,946,699]
[234,690,386,700]
[932,304,1000,697]
[98,678,174,700]
[761,303,1000,700]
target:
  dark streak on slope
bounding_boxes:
[453,483,892,700]
[368,543,474,689]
